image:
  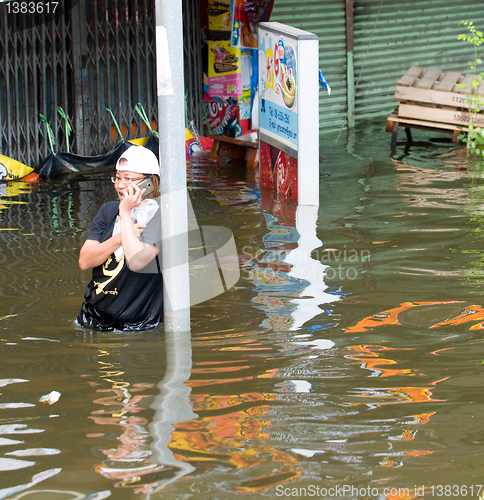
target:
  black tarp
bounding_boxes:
[35,137,160,179]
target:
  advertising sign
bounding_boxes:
[207,40,242,99]
[258,29,299,154]
[230,0,274,49]
[258,22,319,206]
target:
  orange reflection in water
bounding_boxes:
[344,334,445,468]
[345,301,465,333]
[87,347,301,494]
[428,304,484,329]
[350,382,446,408]
[347,345,417,377]
[345,344,447,408]
[169,392,302,493]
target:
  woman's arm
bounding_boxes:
[119,212,158,271]
[118,185,158,271]
[79,234,122,271]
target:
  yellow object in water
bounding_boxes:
[0,154,34,180]
[128,137,148,146]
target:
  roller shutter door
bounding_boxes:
[270,0,347,135]
[353,0,484,123]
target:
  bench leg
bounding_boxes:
[405,127,413,141]
[390,121,399,156]
[209,140,221,161]
[246,148,259,168]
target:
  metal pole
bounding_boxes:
[155,0,191,332]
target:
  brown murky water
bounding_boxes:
[1,120,484,499]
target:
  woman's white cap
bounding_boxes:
[116,146,159,175]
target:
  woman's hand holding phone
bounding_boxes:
[119,182,143,217]
[136,177,154,198]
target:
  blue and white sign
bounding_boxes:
[258,27,299,154]
[258,22,320,206]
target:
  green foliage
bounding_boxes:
[457,21,484,156]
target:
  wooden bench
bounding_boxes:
[387,66,484,154]
[209,133,259,168]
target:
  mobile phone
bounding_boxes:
[137,178,154,197]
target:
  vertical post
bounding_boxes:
[297,35,320,207]
[345,0,355,129]
[155,0,191,332]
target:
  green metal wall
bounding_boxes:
[270,0,348,135]
[353,0,484,124]
[270,0,484,134]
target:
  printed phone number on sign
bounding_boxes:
[4,2,59,14]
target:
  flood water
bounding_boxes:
[1,119,484,499]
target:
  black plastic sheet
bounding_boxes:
[35,137,160,179]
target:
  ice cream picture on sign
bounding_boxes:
[263,37,297,110]
[278,39,296,108]
[282,72,296,108]
[259,33,298,117]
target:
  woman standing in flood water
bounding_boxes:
[77,146,163,331]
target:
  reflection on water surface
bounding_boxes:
[1,121,484,498]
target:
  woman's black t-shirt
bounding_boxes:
[77,201,163,331]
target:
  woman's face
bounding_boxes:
[113,170,148,201]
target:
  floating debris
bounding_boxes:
[0,315,18,321]
[39,391,61,405]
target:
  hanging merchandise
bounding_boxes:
[208,0,231,36]
[240,47,253,106]
[204,102,242,137]
[230,0,274,49]
[201,0,269,138]
[207,40,242,99]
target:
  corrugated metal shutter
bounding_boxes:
[353,0,484,123]
[270,0,347,135]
